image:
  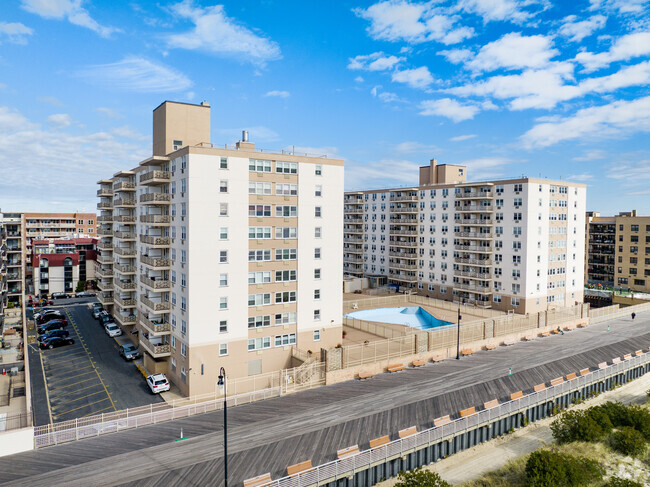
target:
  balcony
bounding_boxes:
[8,287,22,295]
[97,280,113,292]
[113,198,136,208]
[97,254,113,265]
[140,295,171,313]
[456,271,492,279]
[6,260,21,267]
[115,295,137,308]
[6,246,21,253]
[389,262,418,270]
[389,216,418,223]
[114,313,137,326]
[97,215,114,223]
[343,247,363,255]
[140,315,171,335]
[140,215,170,226]
[390,194,418,202]
[139,335,171,358]
[140,170,171,185]
[7,273,21,282]
[114,215,137,224]
[454,283,492,294]
[344,208,363,215]
[456,232,493,239]
[343,236,363,244]
[113,181,136,191]
[457,191,493,199]
[97,201,113,210]
[391,206,418,214]
[389,240,418,248]
[97,188,112,197]
[454,244,492,252]
[456,218,492,225]
[389,229,418,236]
[140,193,171,204]
[388,273,418,282]
[114,231,136,241]
[388,251,417,259]
[140,275,170,291]
[453,298,491,309]
[114,280,136,292]
[98,228,113,237]
[455,257,492,266]
[113,247,137,257]
[98,291,114,305]
[98,242,113,251]
[343,227,363,234]
[343,256,363,264]
[114,264,136,275]
[141,255,170,270]
[96,267,113,278]
[457,205,493,213]
[140,235,170,247]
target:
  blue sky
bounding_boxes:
[1,0,649,214]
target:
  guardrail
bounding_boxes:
[264,351,650,487]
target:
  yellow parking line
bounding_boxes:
[50,370,96,383]
[42,354,88,365]
[50,377,100,391]
[54,389,107,408]
[53,396,111,417]
[81,406,113,418]
[38,348,54,424]
[51,381,104,395]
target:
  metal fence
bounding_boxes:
[343,294,502,318]
[589,301,650,324]
[266,352,650,487]
[0,411,32,431]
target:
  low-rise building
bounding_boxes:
[31,238,98,296]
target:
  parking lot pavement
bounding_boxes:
[28,304,163,426]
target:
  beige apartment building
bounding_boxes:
[585,210,650,293]
[97,100,344,396]
[344,159,587,314]
[0,211,25,309]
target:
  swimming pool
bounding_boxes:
[344,306,453,330]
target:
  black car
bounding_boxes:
[75,291,96,298]
[51,292,70,299]
[36,311,64,325]
[38,329,70,342]
[39,336,74,350]
[37,320,68,334]
[99,313,113,325]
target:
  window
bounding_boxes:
[275,291,296,303]
[171,336,176,348]
[275,312,297,325]
[220,157,228,169]
[220,227,228,239]
[219,203,228,216]
[181,343,186,357]
[511,297,520,307]
[274,333,296,347]
[249,159,272,172]
[314,248,321,259]
[275,269,297,281]
[315,185,322,197]
[314,268,321,279]
[219,343,228,356]
[249,205,271,217]
[180,202,187,217]
[249,271,271,284]
[171,270,176,283]
[249,182,272,195]
[249,227,272,239]
[249,249,271,261]
[513,227,522,235]
[219,273,228,286]
[315,165,322,176]
[314,289,321,300]
[181,320,187,334]
[314,309,321,320]
[219,320,228,333]
[276,183,298,196]
[276,205,297,217]
[181,273,187,288]
[248,337,271,351]
[276,162,298,174]
[513,183,523,192]
[315,207,322,217]
[181,226,187,240]
[77,219,84,225]
[181,178,187,193]
[181,297,187,311]
[493,295,501,303]
[181,250,186,264]
[219,250,228,263]
[248,315,271,328]
[315,227,322,238]
[248,293,271,306]
[275,248,297,260]
[314,329,321,341]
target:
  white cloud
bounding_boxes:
[0,22,34,44]
[606,160,650,180]
[216,126,280,142]
[438,48,473,64]
[371,86,404,103]
[392,66,434,88]
[419,98,480,122]
[354,76,365,83]
[467,33,559,72]
[558,15,607,42]
[590,0,648,14]
[38,96,63,107]
[20,0,118,37]
[265,90,290,98]
[47,113,72,127]
[345,158,420,190]
[95,107,122,118]
[353,1,474,45]
[566,173,594,181]
[520,96,650,148]
[575,31,650,72]
[165,0,281,66]
[77,57,193,93]
[348,52,404,71]
[457,0,533,23]
[573,149,606,161]
[450,134,476,141]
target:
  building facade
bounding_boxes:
[0,211,25,309]
[585,210,650,293]
[31,238,98,296]
[344,159,586,314]
[97,100,344,396]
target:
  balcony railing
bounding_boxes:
[389,229,418,236]
[97,215,113,223]
[114,247,137,257]
[343,247,363,255]
[114,314,137,326]
[141,255,170,269]
[114,215,136,223]
[140,275,170,291]
[96,267,113,277]
[457,205,493,212]
[140,315,172,334]
[388,251,417,258]
[98,291,114,304]
[456,232,493,239]
[390,194,418,202]
[457,191,493,199]
[391,206,418,213]
[456,271,492,279]
[98,228,113,237]
[343,256,363,264]
[97,254,113,265]
[139,335,171,358]
[140,215,170,225]
[140,235,170,246]
[343,237,363,243]
[114,280,136,291]
[140,193,171,204]
[388,273,418,282]
[97,202,113,209]
[114,231,136,240]
[139,171,171,185]
[389,241,418,248]
[140,295,171,312]
[115,295,137,308]
[113,198,137,207]
[114,264,136,274]
[453,283,492,293]
[113,181,136,191]
[97,188,112,197]
[455,257,493,266]
[454,244,492,252]
[98,242,113,251]
[388,262,418,270]
[456,219,492,225]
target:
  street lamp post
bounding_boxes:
[218,367,228,487]
[456,298,464,360]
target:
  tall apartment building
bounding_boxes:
[585,210,650,293]
[97,100,344,396]
[344,159,586,314]
[0,211,25,309]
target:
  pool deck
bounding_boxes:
[0,312,647,487]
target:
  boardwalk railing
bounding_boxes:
[266,351,650,487]
[589,301,650,324]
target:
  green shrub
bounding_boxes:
[609,427,647,457]
[395,467,451,487]
[598,402,630,427]
[604,477,643,487]
[625,404,650,440]
[525,450,604,487]
[550,409,610,444]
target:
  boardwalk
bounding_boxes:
[1,313,648,487]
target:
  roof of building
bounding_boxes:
[32,237,97,246]
[32,253,79,267]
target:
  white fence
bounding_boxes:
[589,301,650,324]
[265,352,650,487]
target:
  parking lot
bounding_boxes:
[28,299,163,425]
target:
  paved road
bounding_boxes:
[4,312,650,487]
[28,303,162,426]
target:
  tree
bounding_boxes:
[395,467,451,487]
[75,280,86,293]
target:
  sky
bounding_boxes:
[0,0,649,215]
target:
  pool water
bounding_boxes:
[344,306,453,330]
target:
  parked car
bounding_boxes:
[36,311,65,325]
[38,329,70,342]
[104,323,122,337]
[99,312,113,325]
[30,299,54,307]
[51,292,69,299]
[39,316,67,327]
[75,291,96,298]
[34,308,57,320]
[39,336,74,350]
[92,306,104,319]
[146,373,170,394]
[119,343,141,360]
[37,319,68,333]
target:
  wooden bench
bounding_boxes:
[483,399,499,410]
[598,361,608,369]
[503,338,516,346]
[460,407,476,417]
[287,460,313,477]
[550,377,564,386]
[432,354,445,362]
[461,348,473,356]
[369,435,390,449]
[612,357,622,364]
[412,358,426,367]
[337,445,360,460]
[551,329,561,335]
[398,426,417,438]
[387,363,405,373]
[540,331,550,337]
[434,415,452,427]
[485,343,498,350]
[358,370,374,380]
[510,391,524,401]
[579,368,590,376]
[533,383,546,392]
[524,334,535,341]
[634,350,643,356]
[577,322,588,328]
[564,324,576,331]
[623,354,632,361]
[244,473,273,487]
[565,372,577,381]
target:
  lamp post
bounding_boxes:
[456,298,465,360]
[218,367,228,487]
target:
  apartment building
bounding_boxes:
[31,238,98,295]
[344,159,586,314]
[0,211,25,309]
[585,210,650,293]
[97,100,344,396]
